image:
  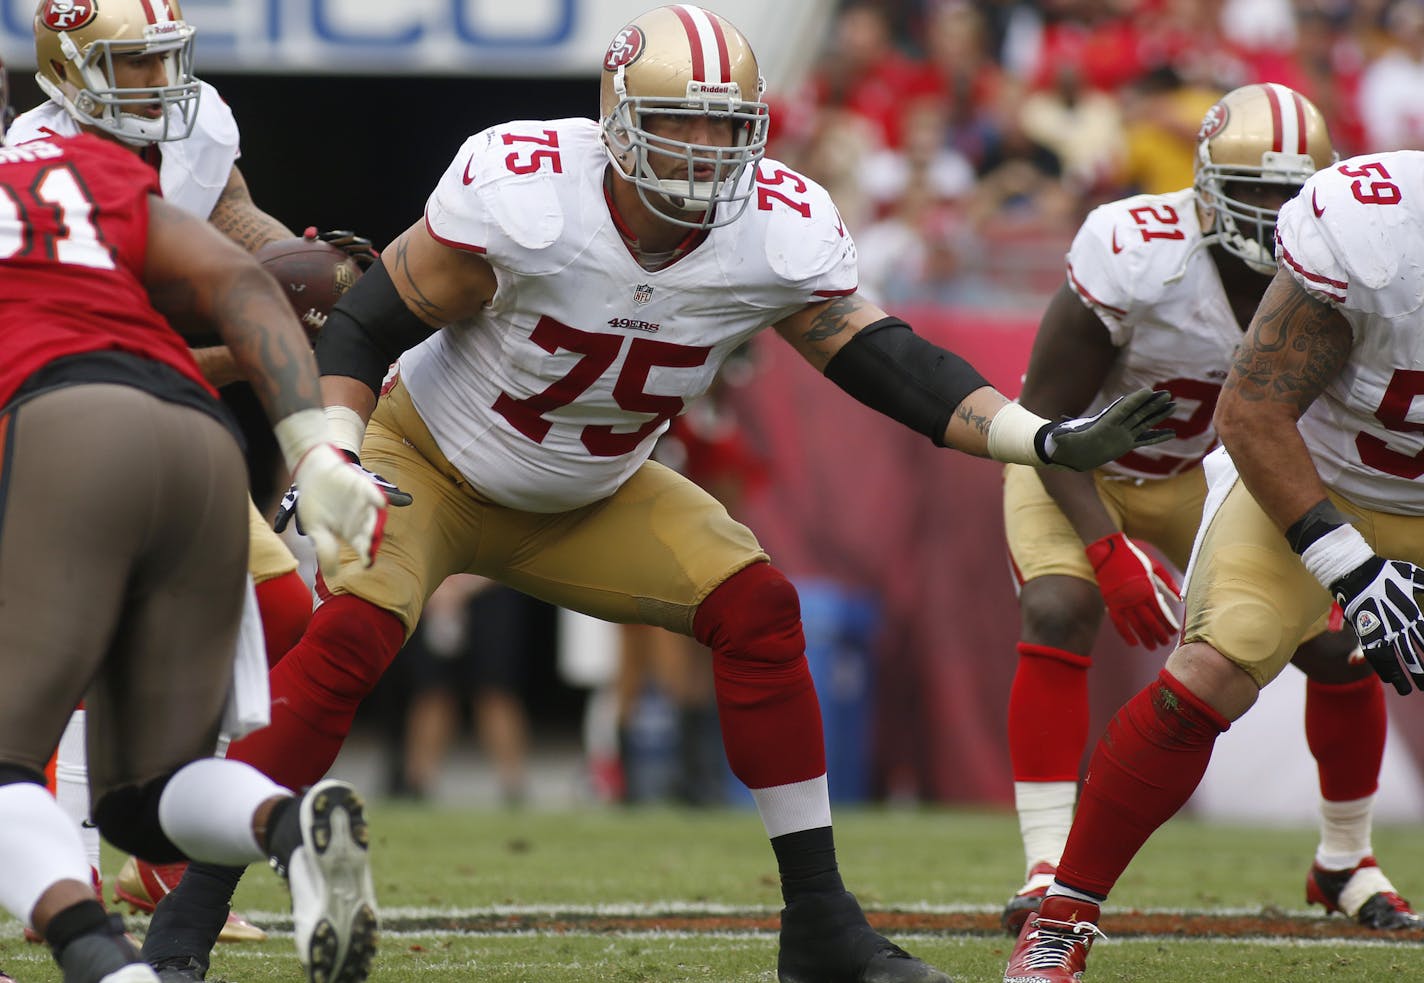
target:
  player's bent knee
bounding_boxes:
[693,562,804,666]
[93,775,185,864]
[297,593,407,699]
[0,764,46,788]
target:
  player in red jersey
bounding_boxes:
[0,121,391,983]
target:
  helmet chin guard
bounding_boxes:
[599,5,769,230]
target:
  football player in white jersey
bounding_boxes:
[13,0,378,951]
[146,6,1173,982]
[999,83,1420,941]
[1003,148,1424,981]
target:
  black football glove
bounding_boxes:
[1038,388,1176,471]
[304,226,379,271]
[1330,555,1424,695]
[274,450,413,536]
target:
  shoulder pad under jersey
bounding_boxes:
[426,118,599,267]
[1067,190,1202,342]
[6,100,80,144]
[751,159,858,297]
[1277,151,1424,317]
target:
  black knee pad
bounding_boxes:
[92,773,186,864]
[0,764,46,787]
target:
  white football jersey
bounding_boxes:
[8,80,239,220]
[1276,150,1424,514]
[404,117,856,513]
[1065,188,1246,480]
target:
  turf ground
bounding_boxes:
[1,804,1421,981]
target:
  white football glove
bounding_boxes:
[290,443,389,576]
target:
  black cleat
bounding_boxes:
[777,890,952,983]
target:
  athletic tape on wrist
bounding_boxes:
[272,408,330,475]
[323,405,366,457]
[987,402,1053,465]
[1300,522,1375,591]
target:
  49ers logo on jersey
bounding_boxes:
[40,0,97,31]
[604,26,645,71]
[1198,102,1229,142]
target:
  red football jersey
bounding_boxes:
[0,133,214,407]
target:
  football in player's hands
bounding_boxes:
[254,235,362,343]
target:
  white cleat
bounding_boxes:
[284,780,378,983]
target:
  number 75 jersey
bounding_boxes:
[1276,150,1424,515]
[401,117,856,513]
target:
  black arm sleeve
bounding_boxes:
[821,316,991,446]
[313,259,438,397]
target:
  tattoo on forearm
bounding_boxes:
[209,187,289,255]
[392,238,450,323]
[214,268,320,420]
[955,402,993,437]
[801,295,862,344]
[1227,278,1350,416]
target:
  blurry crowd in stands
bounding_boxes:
[772,0,1424,310]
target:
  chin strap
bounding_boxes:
[1162,233,1221,285]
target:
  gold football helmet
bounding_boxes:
[600,4,769,229]
[1195,82,1335,274]
[33,0,200,145]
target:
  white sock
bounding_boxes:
[1045,882,1104,906]
[158,759,291,865]
[1015,780,1075,875]
[0,783,92,926]
[54,708,102,876]
[1316,794,1374,871]
[751,775,832,839]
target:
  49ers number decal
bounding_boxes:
[1359,369,1424,479]
[0,164,115,270]
[492,316,710,457]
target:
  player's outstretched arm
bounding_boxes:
[774,292,1174,470]
[143,194,388,571]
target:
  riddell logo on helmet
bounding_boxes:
[41,0,97,32]
[604,26,645,71]
[1198,103,1229,141]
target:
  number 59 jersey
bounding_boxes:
[1276,150,1424,514]
[1064,188,1244,480]
[403,117,857,513]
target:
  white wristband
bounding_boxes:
[272,408,331,476]
[1300,522,1374,590]
[987,402,1051,465]
[324,404,367,457]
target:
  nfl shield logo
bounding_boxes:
[633,283,654,305]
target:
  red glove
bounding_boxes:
[1085,532,1182,649]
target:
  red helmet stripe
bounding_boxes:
[1265,84,1285,153]
[706,12,732,83]
[671,5,729,84]
[671,5,706,82]
[1290,89,1308,153]
[141,0,175,25]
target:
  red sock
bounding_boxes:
[1009,643,1093,782]
[228,595,404,790]
[1057,669,1229,898]
[254,570,314,667]
[1306,675,1385,802]
[694,563,825,789]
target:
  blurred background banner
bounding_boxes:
[0,0,832,84]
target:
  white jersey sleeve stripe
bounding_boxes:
[672,4,729,84]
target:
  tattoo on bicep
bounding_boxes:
[1228,280,1350,415]
[391,238,450,323]
[801,295,864,344]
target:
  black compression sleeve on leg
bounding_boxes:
[821,317,990,446]
[314,259,438,397]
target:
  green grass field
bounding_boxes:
[2,803,1421,981]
